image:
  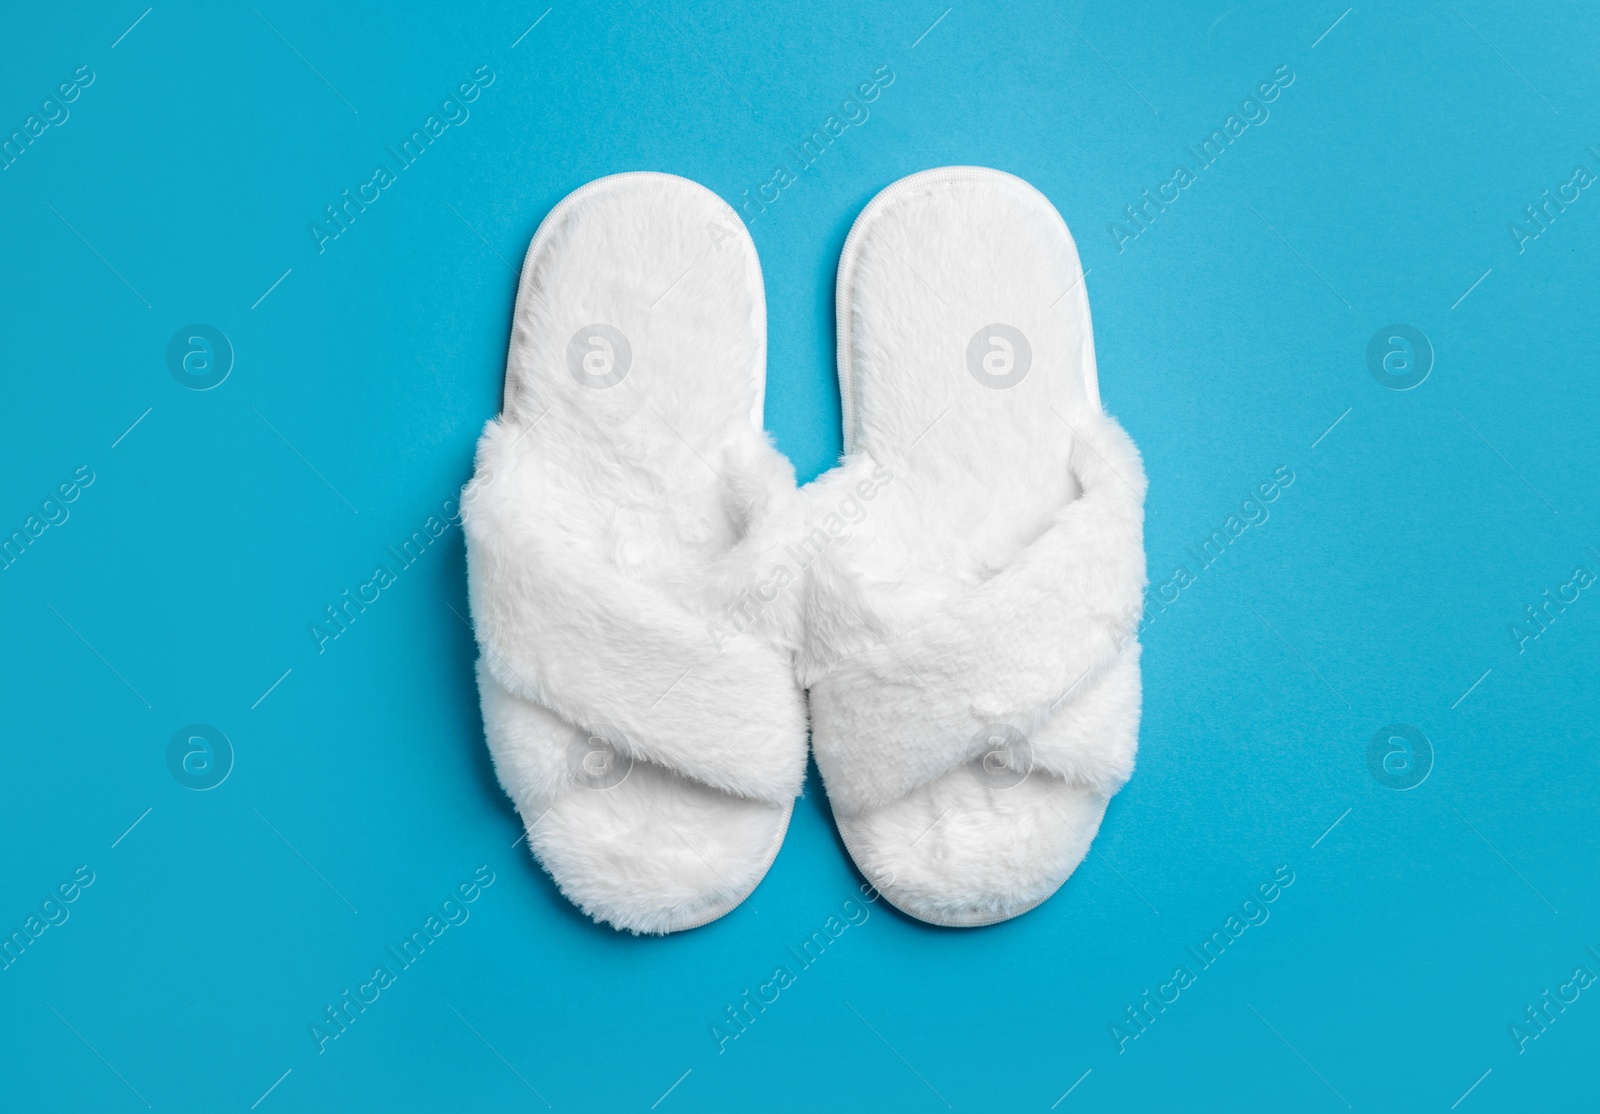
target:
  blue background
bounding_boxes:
[3,1,1597,1110]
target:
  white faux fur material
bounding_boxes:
[801,167,1148,927]
[463,173,809,935]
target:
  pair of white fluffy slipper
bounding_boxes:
[463,167,1147,934]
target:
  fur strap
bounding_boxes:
[805,408,1148,816]
[462,418,809,805]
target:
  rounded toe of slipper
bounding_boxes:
[834,768,1107,928]
[527,759,793,935]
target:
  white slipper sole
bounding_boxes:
[464,172,808,935]
[804,167,1147,927]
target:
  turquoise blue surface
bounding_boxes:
[3,2,1598,1110]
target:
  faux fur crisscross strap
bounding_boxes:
[803,407,1147,816]
[464,418,808,807]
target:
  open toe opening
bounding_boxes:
[529,760,793,934]
[834,768,1107,927]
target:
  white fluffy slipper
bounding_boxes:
[462,173,809,935]
[800,167,1148,927]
